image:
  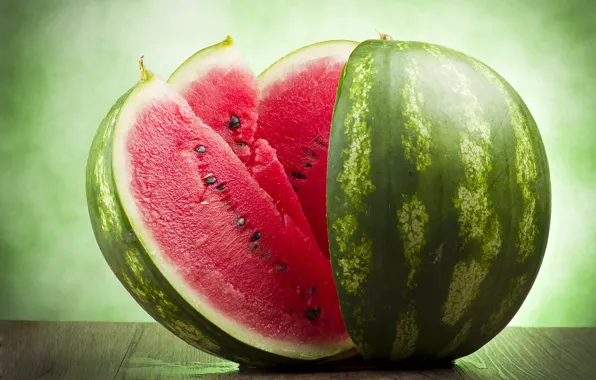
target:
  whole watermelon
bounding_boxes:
[327,34,551,364]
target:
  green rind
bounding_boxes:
[85,75,347,368]
[327,39,551,363]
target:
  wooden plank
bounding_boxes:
[523,327,596,379]
[115,322,239,380]
[456,327,595,380]
[2,321,596,380]
[0,320,138,380]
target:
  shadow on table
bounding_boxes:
[120,355,457,379]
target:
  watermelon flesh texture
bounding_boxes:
[246,139,318,246]
[257,51,356,255]
[125,87,350,348]
[177,67,258,162]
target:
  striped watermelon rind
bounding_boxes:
[327,37,551,362]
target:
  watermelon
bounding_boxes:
[257,40,359,255]
[327,34,551,363]
[87,32,551,369]
[86,55,353,367]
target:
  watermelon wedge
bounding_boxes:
[168,36,318,246]
[168,36,258,162]
[257,40,358,255]
[86,58,353,366]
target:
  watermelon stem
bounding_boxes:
[375,30,393,40]
[138,56,153,81]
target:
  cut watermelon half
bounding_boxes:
[257,40,359,255]
[87,56,353,366]
[87,36,361,366]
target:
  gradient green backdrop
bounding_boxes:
[1,0,595,327]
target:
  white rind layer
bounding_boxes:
[168,36,250,92]
[259,40,358,98]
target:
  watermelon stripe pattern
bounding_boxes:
[331,52,377,299]
[327,38,551,362]
[472,61,540,264]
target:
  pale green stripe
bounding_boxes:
[389,304,419,360]
[332,53,377,299]
[397,193,429,288]
[337,52,377,212]
[442,259,489,326]
[332,214,372,297]
[401,56,432,172]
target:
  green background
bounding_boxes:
[1,0,594,326]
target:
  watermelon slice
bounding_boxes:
[256,40,359,255]
[168,36,258,162]
[168,36,318,246]
[86,56,353,366]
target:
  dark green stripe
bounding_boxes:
[365,42,412,359]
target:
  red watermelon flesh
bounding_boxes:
[176,68,257,162]
[168,37,259,162]
[124,82,349,346]
[246,138,318,246]
[257,42,358,255]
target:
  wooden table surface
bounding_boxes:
[1,321,595,380]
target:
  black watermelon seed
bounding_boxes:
[237,217,246,227]
[216,183,226,191]
[305,162,313,168]
[314,138,326,147]
[291,172,307,180]
[277,263,287,272]
[311,286,316,295]
[305,307,321,320]
[195,145,206,153]
[250,232,262,242]
[228,115,241,129]
[204,176,216,185]
[235,141,247,146]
